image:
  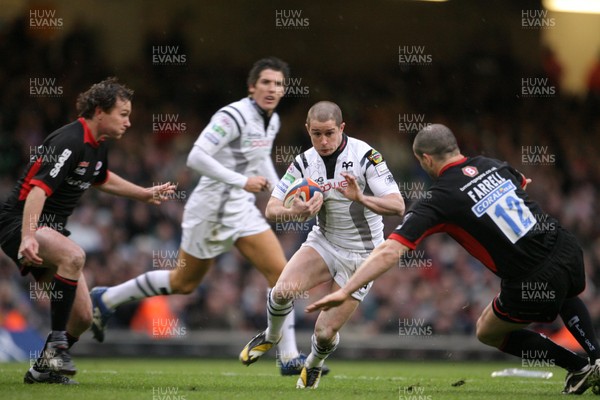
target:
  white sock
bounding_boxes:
[276,308,300,362]
[265,288,293,343]
[306,332,339,368]
[101,270,172,309]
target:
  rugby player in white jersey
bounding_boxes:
[90,57,309,374]
[240,101,405,388]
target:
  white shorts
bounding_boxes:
[302,228,374,301]
[181,204,271,259]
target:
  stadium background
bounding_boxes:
[0,0,599,361]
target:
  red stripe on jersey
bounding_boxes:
[92,169,110,186]
[520,174,527,188]
[388,233,417,250]
[390,223,497,273]
[79,117,99,148]
[18,158,44,200]
[439,157,467,176]
[444,224,497,273]
[29,179,53,197]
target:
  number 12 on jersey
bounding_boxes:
[472,180,536,243]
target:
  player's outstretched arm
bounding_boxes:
[306,239,408,312]
[265,191,323,222]
[95,171,176,204]
[337,172,405,216]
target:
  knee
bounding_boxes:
[314,325,338,346]
[60,248,86,274]
[67,247,85,271]
[170,272,197,295]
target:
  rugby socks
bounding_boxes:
[499,329,588,372]
[560,297,600,362]
[50,274,78,331]
[306,333,339,369]
[265,288,293,343]
[101,270,172,309]
[276,309,300,361]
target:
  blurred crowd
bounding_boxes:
[1,18,600,341]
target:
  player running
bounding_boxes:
[0,78,175,384]
[239,101,405,389]
[307,124,600,395]
[90,57,309,375]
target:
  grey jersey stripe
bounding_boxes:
[225,105,247,125]
[349,201,375,251]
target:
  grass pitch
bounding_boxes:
[0,359,574,399]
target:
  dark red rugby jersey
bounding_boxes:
[1,118,109,222]
[390,156,560,279]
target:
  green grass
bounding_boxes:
[0,359,577,399]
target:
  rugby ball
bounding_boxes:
[283,178,322,208]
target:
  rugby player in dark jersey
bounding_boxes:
[0,78,175,384]
[307,124,600,395]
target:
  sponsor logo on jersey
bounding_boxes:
[341,161,353,170]
[212,124,227,137]
[471,180,513,216]
[385,174,395,185]
[462,166,479,177]
[204,132,220,145]
[49,148,72,178]
[283,172,295,184]
[375,161,389,176]
[74,167,87,175]
[320,180,348,192]
[65,176,92,190]
[78,161,89,167]
[95,161,102,170]
[367,149,383,165]
[242,138,272,148]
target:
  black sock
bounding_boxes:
[66,332,78,348]
[499,329,588,372]
[50,274,78,331]
[560,296,600,362]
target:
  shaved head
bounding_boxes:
[306,101,343,126]
[413,124,459,160]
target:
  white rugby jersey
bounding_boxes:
[185,97,280,224]
[272,134,400,251]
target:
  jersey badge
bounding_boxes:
[367,149,384,165]
[462,166,478,177]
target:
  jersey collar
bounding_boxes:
[249,98,272,132]
[79,117,100,148]
[438,156,468,176]
[322,133,348,162]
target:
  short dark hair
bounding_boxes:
[76,77,134,118]
[306,101,343,126]
[413,124,459,159]
[247,57,290,88]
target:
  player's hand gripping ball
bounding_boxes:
[283,178,322,209]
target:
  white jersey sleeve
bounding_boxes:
[194,111,239,156]
[271,160,304,200]
[363,149,401,197]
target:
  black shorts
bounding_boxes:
[493,228,585,323]
[0,213,70,281]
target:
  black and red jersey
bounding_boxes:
[390,156,559,280]
[0,118,109,224]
